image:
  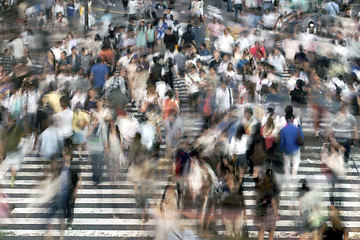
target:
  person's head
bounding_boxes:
[200,43,206,51]
[223,54,229,62]
[47,50,55,60]
[339,104,348,114]
[190,66,197,75]
[296,79,304,89]
[158,17,164,24]
[284,105,293,115]
[71,46,77,54]
[285,112,294,122]
[220,80,226,90]
[244,107,253,120]
[224,28,229,35]
[214,50,220,59]
[299,44,304,52]
[61,51,67,59]
[60,96,69,110]
[165,90,174,99]
[273,47,280,56]
[166,27,172,34]
[255,41,260,48]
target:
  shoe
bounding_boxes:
[11,177,15,188]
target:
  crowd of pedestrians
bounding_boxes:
[0,0,359,239]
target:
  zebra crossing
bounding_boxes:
[1,75,360,239]
[1,113,360,239]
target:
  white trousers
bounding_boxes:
[284,148,301,177]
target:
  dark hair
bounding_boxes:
[235,125,246,139]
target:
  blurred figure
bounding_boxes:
[1,115,25,187]
[86,116,108,186]
[254,169,280,240]
[229,125,249,184]
[221,172,246,238]
[329,104,358,163]
[62,146,82,230]
[320,206,349,240]
[164,110,184,161]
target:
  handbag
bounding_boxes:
[296,127,304,146]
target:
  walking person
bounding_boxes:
[280,112,304,180]
[86,116,108,186]
[329,104,358,164]
[62,146,82,230]
[234,0,243,22]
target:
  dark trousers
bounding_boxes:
[234,4,242,19]
[336,138,352,163]
[227,0,233,11]
[64,190,75,223]
[91,153,104,184]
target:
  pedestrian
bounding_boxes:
[254,169,280,240]
[86,116,108,186]
[90,58,109,96]
[0,115,25,187]
[329,104,358,163]
[62,146,82,230]
[234,0,243,22]
[280,112,304,179]
[155,17,168,55]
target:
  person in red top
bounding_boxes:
[250,41,266,62]
[99,43,114,69]
[163,90,180,119]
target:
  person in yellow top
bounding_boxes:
[72,105,91,160]
[42,82,63,113]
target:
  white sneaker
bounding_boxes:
[315,131,320,138]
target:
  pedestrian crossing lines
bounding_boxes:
[1,137,360,239]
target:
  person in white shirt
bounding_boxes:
[215,80,233,115]
[53,96,74,145]
[185,66,201,110]
[118,49,133,68]
[9,37,25,61]
[25,85,40,132]
[268,47,286,76]
[229,125,249,184]
[218,53,230,74]
[128,0,138,20]
[216,28,234,55]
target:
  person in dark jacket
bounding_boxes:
[66,46,81,74]
[163,27,177,53]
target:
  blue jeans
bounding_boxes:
[235,4,242,19]
[90,153,104,184]
[227,0,233,11]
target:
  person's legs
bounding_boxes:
[227,0,233,11]
[292,148,301,176]
[234,4,242,20]
[258,227,265,240]
[283,153,291,179]
[269,227,275,240]
[223,217,233,236]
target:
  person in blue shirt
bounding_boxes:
[90,58,109,96]
[280,112,303,178]
[198,43,210,56]
[66,0,75,30]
